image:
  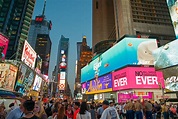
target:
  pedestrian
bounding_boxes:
[100,100,119,119]
[124,100,135,119]
[73,102,80,119]
[134,99,143,119]
[6,96,30,119]
[65,104,73,119]
[144,100,153,119]
[47,109,58,119]
[57,105,66,119]
[89,105,96,119]
[0,105,6,119]
[19,99,40,119]
[161,103,169,119]
[33,101,47,119]
[96,104,103,119]
[76,101,91,119]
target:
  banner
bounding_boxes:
[112,67,164,91]
[0,63,18,91]
[86,73,112,94]
[32,74,42,91]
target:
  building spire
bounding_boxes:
[42,0,46,16]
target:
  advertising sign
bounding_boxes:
[86,73,112,94]
[21,40,37,68]
[58,80,65,90]
[23,69,35,93]
[153,40,178,70]
[60,72,66,80]
[15,64,27,93]
[158,65,178,92]
[0,64,18,91]
[118,92,153,103]
[82,83,86,94]
[32,74,42,91]
[81,37,157,83]
[166,0,178,38]
[0,34,9,59]
[112,67,164,91]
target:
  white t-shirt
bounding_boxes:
[76,111,91,119]
[101,106,120,119]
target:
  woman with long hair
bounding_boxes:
[76,102,91,119]
[57,105,66,119]
[34,101,47,119]
[65,104,73,119]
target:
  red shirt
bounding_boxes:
[65,110,73,119]
[73,108,80,119]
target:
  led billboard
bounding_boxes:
[0,34,9,59]
[159,65,178,92]
[153,40,178,70]
[81,37,157,83]
[167,0,178,38]
[21,40,37,68]
[15,64,35,94]
[0,63,18,91]
[112,67,164,91]
[32,74,42,91]
[86,73,112,94]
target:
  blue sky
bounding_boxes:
[32,0,92,93]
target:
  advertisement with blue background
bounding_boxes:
[153,40,178,70]
[81,37,157,83]
[167,0,178,39]
[86,73,112,94]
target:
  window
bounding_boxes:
[96,1,98,9]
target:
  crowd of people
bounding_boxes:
[0,96,178,119]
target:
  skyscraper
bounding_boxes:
[35,34,51,75]
[0,0,36,60]
[92,0,175,54]
[28,0,52,49]
[74,36,92,98]
[55,35,69,97]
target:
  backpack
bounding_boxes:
[45,104,53,117]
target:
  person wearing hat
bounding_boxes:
[100,100,119,119]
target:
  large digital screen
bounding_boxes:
[81,37,157,83]
[112,66,164,91]
[153,40,178,70]
[0,34,9,60]
[158,65,178,92]
[32,74,42,91]
[86,73,112,94]
[15,64,35,94]
[0,64,18,91]
[21,40,37,68]
[167,0,178,38]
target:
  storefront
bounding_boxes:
[112,66,165,102]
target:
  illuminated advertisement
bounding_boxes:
[158,65,178,92]
[32,74,42,91]
[167,0,178,38]
[21,40,37,68]
[60,72,66,80]
[118,92,153,103]
[112,67,164,91]
[86,73,112,94]
[153,40,178,70]
[81,37,157,83]
[82,83,86,94]
[15,64,35,94]
[58,80,65,90]
[0,34,9,59]
[0,63,17,91]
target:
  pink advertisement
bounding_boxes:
[112,67,165,91]
[0,34,9,59]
